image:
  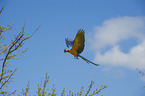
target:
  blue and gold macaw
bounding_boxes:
[64,29,99,66]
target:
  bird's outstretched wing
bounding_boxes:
[78,54,99,66]
[65,38,74,49]
[72,29,85,54]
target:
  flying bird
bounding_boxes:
[64,29,99,66]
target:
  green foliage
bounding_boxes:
[0,22,32,94]
[0,6,40,95]
[18,73,107,96]
[0,6,4,16]
[0,23,40,95]
[19,81,31,96]
[37,73,50,96]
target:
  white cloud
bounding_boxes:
[92,16,145,49]
[91,16,145,70]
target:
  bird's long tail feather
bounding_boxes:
[78,54,99,66]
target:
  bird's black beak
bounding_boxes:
[64,49,69,53]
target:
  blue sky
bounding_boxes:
[0,0,145,96]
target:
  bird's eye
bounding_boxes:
[64,49,68,52]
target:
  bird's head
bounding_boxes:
[64,48,70,53]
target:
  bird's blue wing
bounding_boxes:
[65,38,74,49]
